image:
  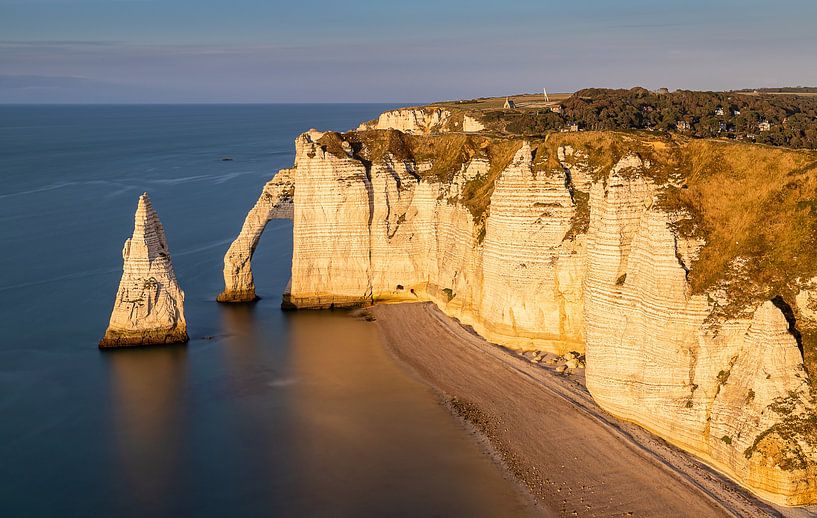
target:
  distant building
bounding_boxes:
[655,87,670,95]
[676,120,692,131]
[549,104,562,114]
[758,120,772,131]
[504,97,516,109]
[715,107,724,116]
[568,123,580,132]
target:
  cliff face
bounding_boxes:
[358,107,453,134]
[100,193,188,347]
[358,106,486,134]
[223,115,817,505]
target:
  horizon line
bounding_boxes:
[0,101,427,106]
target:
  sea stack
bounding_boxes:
[99,193,188,348]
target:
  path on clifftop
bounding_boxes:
[372,302,792,518]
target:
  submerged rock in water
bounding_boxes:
[99,193,188,348]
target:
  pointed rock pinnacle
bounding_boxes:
[99,192,188,348]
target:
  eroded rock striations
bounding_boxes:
[100,193,188,348]
[223,108,817,505]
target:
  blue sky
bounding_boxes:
[1,0,816,103]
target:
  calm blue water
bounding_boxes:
[0,105,537,517]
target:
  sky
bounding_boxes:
[1,0,816,103]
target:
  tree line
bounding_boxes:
[555,87,817,149]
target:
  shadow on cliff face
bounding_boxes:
[772,295,804,359]
[771,295,816,390]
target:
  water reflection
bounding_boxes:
[219,302,256,339]
[284,311,539,517]
[217,301,298,515]
[218,302,295,401]
[98,306,538,517]
[105,345,188,514]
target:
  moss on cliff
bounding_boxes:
[543,131,683,185]
[340,130,524,221]
[744,413,817,472]
[459,140,523,220]
[563,190,590,242]
[315,131,350,158]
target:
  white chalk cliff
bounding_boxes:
[358,107,452,134]
[358,106,487,134]
[100,193,188,347]
[222,112,817,505]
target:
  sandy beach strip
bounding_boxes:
[370,302,791,518]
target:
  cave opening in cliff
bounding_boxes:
[771,295,804,359]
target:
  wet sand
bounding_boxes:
[372,302,791,518]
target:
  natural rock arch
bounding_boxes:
[217,169,294,302]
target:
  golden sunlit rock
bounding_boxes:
[100,193,188,347]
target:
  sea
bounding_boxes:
[0,104,537,517]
